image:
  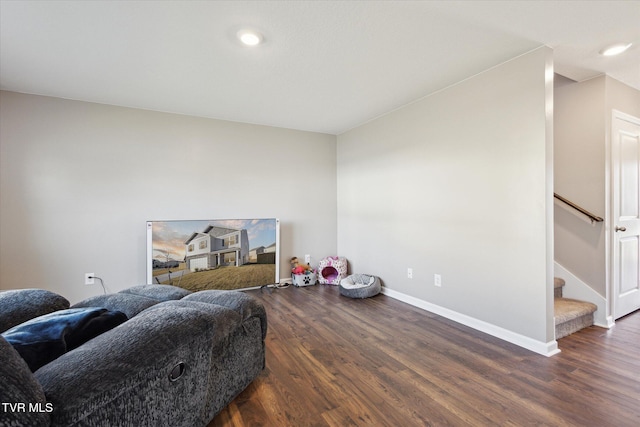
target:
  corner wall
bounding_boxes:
[337,48,554,350]
[554,75,640,302]
[0,91,337,303]
[554,76,607,294]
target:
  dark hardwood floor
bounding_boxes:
[209,285,640,426]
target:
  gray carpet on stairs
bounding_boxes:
[554,297,597,339]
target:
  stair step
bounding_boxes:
[554,277,565,289]
[554,277,565,298]
[555,297,597,339]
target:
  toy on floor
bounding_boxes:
[290,257,316,287]
[317,256,347,285]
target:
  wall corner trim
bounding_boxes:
[381,287,561,357]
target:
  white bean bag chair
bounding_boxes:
[339,274,381,299]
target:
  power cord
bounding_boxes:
[259,282,290,293]
[88,276,107,295]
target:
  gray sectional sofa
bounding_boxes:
[0,284,267,427]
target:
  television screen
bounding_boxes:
[147,218,280,291]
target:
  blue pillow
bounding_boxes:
[1,307,127,372]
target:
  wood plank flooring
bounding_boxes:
[208,285,640,427]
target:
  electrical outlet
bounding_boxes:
[434,274,442,287]
[407,268,413,279]
[85,273,95,286]
[305,254,311,264]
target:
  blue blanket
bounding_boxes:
[2,307,127,371]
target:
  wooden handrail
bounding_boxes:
[554,193,603,224]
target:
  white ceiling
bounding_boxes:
[1,1,638,135]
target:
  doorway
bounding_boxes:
[611,110,640,319]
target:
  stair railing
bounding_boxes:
[554,193,604,224]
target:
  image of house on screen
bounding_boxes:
[185,225,249,271]
[249,243,277,264]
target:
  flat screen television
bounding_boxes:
[147,218,280,291]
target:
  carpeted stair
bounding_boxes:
[554,277,597,339]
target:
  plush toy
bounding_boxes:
[290,256,317,287]
[290,257,313,275]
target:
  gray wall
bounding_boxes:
[337,48,554,344]
[554,76,607,293]
[0,91,337,303]
[554,75,640,297]
[0,47,566,349]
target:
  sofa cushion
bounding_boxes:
[0,336,50,427]
[145,300,242,344]
[183,290,268,339]
[73,293,159,318]
[118,284,192,301]
[0,289,70,333]
[2,307,127,372]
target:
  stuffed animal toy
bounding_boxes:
[290,257,313,275]
[290,256,317,287]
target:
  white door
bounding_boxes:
[612,110,640,319]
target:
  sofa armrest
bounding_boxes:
[182,290,268,339]
[35,302,241,427]
[0,289,70,333]
[0,336,50,427]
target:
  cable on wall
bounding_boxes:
[89,276,107,295]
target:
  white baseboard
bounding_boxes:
[381,287,560,357]
[605,315,615,328]
[554,262,609,328]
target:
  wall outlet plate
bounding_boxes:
[85,273,95,285]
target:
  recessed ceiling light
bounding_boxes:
[238,30,263,46]
[599,42,632,56]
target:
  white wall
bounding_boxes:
[605,76,640,119]
[337,48,554,348]
[554,76,607,294]
[554,75,640,298]
[0,91,337,303]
